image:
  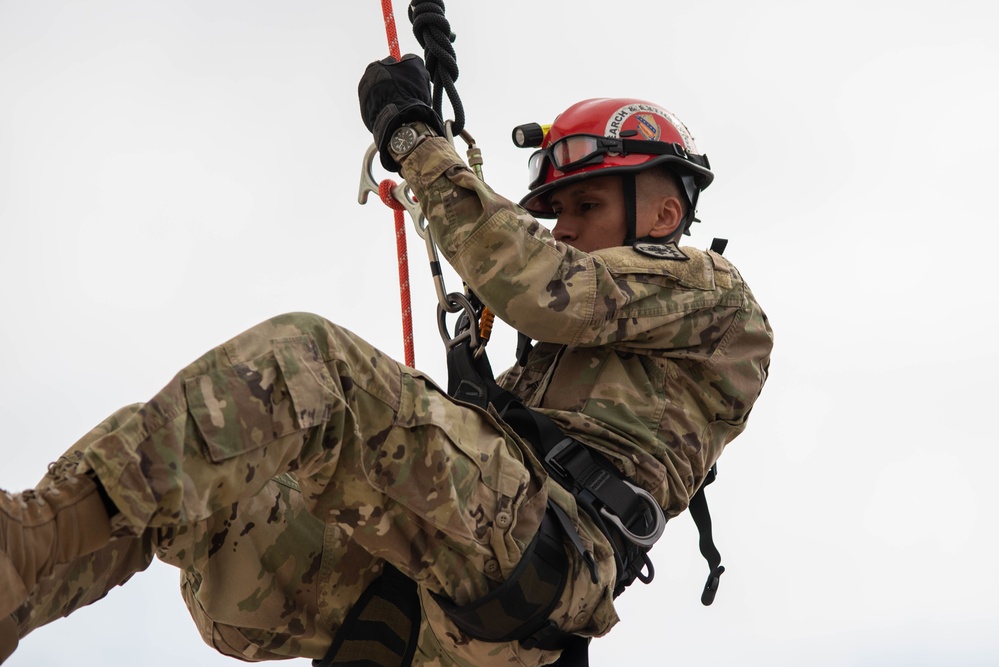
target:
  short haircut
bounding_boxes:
[637,165,689,216]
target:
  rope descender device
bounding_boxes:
[360,0,490,367]
[358,121,494,360]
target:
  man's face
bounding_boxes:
[548,175,630,253]
[548,174,677,253]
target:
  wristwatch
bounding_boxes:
[388,122,435,161]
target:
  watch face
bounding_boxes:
[390,126,419,155]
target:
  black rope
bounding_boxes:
[408,0,465,134]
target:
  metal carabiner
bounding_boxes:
[359,131,489,357]
[357,142,427,237]
[436,292,481,352]
[445,123,484,182]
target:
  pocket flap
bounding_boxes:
[184,334,336,462]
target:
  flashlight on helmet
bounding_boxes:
[511,123,550,148]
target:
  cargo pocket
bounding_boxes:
[184,334,337,462]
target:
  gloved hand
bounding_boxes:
[358,54,445,172]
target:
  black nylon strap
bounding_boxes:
[544,439,641,522]
[429,510,569,644]
[515,332,534,367]
[622,173,638,245]
[688,466,724,605]
[498,403,659,595]
[445,339,492,408]
[499,406,643,530]
[617,138,710,168]
[314,564,420,667]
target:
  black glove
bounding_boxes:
[358,54,445,172]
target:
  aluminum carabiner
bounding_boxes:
[445,123,484,182]
[358,131,489,358]
[436,292,482,352]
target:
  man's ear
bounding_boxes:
[646,196,684,239]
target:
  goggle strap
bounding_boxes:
[618,139,710,169]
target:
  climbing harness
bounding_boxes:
[345,4,727,667]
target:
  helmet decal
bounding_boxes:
[604,103,698,152]
[636,114,661,141]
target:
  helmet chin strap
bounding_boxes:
[622,172,697,247]
[622,173,639,246]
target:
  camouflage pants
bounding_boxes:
[11,313,612,666]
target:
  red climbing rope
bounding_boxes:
[378,0,415,367]
[381,0,402,59]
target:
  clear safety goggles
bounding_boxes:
[527,134,695,190]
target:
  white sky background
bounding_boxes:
[2,1,997,665]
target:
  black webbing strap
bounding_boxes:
[429,510,569,646]
[515,331,534,367]
[622,173,638,246]
[445,341,492,409]
[445,326,510,410]
[313,564,420,667]
[444,329,664,588]
[541,436,646,529]
[688,465,724,605]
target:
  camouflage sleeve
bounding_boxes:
[400,138,739,352]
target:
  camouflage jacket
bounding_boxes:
[401,137,773,519]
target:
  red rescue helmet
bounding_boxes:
[517,98,713,241]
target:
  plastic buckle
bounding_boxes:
[543,438,577,480]
[519,620,565,651]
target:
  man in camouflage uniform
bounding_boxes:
[0,56,772,666]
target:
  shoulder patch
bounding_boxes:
[632,242,689,261]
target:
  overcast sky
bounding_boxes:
[2,1,997,665]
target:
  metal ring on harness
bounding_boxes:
[437,292,481,351]
[598,479,666,549]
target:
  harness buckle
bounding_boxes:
[542,438,577,480]
[544,438,667,551]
